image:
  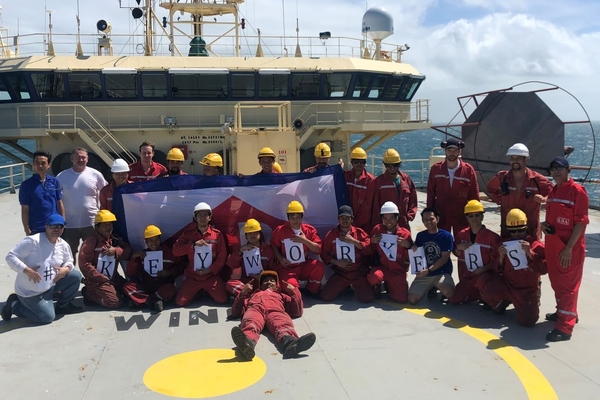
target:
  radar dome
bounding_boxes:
[361,7,393,40]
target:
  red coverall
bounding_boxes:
[480,236,546,326]
[487,168,553,240]
[545,178,589,334]
[79,233,132,309]
[320,226,373,302]
[172,225,229,305]
[225,242,276,295]
[99,180,133,211]
[231,283,303,343]
[427,160,480,235]
[364,224,412,303]
[344,169,375,231]
[366,172,417,231]
[271,222,325,294]
[128,161,167,182]
[448,226,500,304]
[123,244,185,306]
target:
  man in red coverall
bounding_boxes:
[320,205,372,302]
[427,137,479,235]
[172,202,229,305]
[128,141,167,182]
[364,201,412,302]
[448,200,500,305]
[542,157,588,342]
[271,201,325,296]
[230,270,316,360]
[123,225,185,312]
[487,143,553,240]
[480,208,547,326]
[344,147,374,231]
[100,159,132,211]
[79,210,132,309]
[365,149,417,231]
[226,218,276,296]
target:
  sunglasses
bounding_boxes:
[48,224,65,229]
[549,166,566,172]
[351,160,366,165]
[465,213,482,218]
[384,163,401,168]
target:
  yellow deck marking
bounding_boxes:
[402,305,557,400]
[144,349,266,398]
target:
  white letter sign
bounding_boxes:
[283,238,305,263]
[379,234,398,261]
[144,251,164,277]
[464,244,484,272]
[97,255,116,277]
[409,247,427,275]
[194,245,213,270]
[504,240,528,270]
[242,247,263,276]
[335,238,356,263]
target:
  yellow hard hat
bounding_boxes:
[314,142,331,158]
[382,149,401,164]
[287,200,304,214]
[166,148,185,161]
[244,218,262,233]
[200,153,223,167]
[464,200,484,214]
[94,210,117,224]
[506,208,527,229]
[350,147,367,160]
[144,225,162,239]
[272,162,283,173]
[257,147,276,159]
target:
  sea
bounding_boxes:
[1,123,598,206]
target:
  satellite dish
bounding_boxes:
[362,7,394,41]
[96,20,112,34]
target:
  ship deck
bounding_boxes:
[1,190,599,400]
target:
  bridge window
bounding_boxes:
[105,74,137,99]
[259,74,288,98]
[142,74,167,98]
[291,74,320,98]
[399,77,423,101]
[32,73,64,99]
[68,74,102,99]
[231,74,255,98]
[384,76,404,100]
[369,76,389,99]
[0,80,10,101]
[352,74,373,98]
[5,74,31,100]
[324,73,351,97]
[171,74,227,98]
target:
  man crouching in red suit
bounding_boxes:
[230,270,316,360]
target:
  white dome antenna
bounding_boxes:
[362,7,393,61]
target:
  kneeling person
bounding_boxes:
[321,206,372,302]
[79,210,132,309]
[124,225,185,311]
[3,214,83,324]
[408,208,455,304]
[230,270,316,360]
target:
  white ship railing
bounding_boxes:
[0,163,28,194]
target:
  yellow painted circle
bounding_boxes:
[144,349,266,398]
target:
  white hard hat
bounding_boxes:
[380,201,399,215]
[506,143,529,157]
[193,202,212,214]
[111,158,130,173]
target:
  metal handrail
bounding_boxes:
[0,162,29,194]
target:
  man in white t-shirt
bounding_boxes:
[57,147,108,262]
[2,214,83,324]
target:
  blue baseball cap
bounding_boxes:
[550,156,569,169]
[46,214,66,226]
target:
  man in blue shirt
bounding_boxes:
[408,208,456,304]
[19,150,64,235]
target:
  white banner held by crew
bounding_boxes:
[283,238,305,264]
[194,245,213,270]
[409,247,427,275]
[504,240,528,270]
[335,238,356,263]
[379,234,398,261]
[97,254,116,277]
[144,251,164,277]
[242,247,263,276]
[464,244,484,272]
[36,262,55,292]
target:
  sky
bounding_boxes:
[1,0,599,123]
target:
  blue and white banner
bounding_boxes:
[112,165,348,251]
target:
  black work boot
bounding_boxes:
[546,328,571,342]
[545,312,579,323]
[1,293,18,321]
[493,300,511,315]
[427,287,438,299]
[54,302,84,315]
[231,326,256,360]
[281,333,316,359]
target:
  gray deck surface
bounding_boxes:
[1,191,599,400]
